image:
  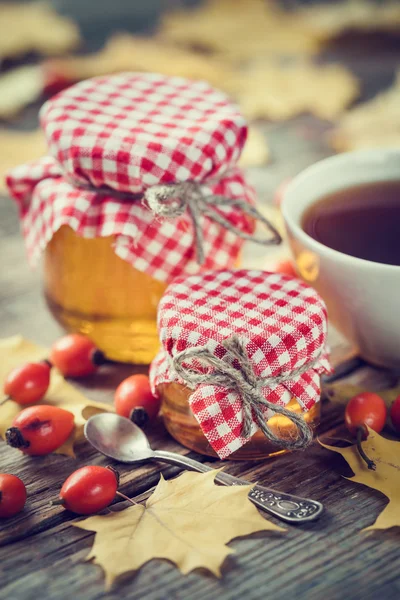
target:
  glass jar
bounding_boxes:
[44,226,167,364]
[158,381,321,460]
[7,73,269,366]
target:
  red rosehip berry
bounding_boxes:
[114,374,160,427]
[57,466,119,515]
[0,474,27,518]
[50,334,105,377]
[345,392,387,470]
[3,361,51,405]
[6,405,75,456]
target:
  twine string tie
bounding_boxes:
[173,335,323,450]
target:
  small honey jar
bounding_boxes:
[150,269,331,460]
[7,73,279,363]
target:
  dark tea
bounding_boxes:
[302,180,400,266]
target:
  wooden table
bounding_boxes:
[1,9,400,600]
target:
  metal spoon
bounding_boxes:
[84,413,323,524]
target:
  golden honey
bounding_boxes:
[44,226,167,364]
[158,381,321,460]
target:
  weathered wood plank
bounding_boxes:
[0,430,398,600]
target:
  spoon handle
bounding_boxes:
[151,450,323,524]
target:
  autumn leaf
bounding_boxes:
[320,430,400,531]
[322,382,365,405]
[0,129,46,191]
[160,0,319,59]
[0,336,112,457]
[231,62,359,122]
[45,33,234,93]
[0,67,46,119]
[0,2,80,61]
[75,470,284,588]
[331,70,400,151]
[239,126,270,168]
[298,0,400,41]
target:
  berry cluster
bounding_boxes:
[1,333,161,519]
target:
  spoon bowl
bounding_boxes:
[84,413,153,462]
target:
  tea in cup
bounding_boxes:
[281,148,400,368]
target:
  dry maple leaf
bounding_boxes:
[0,336,111,457]
[232,62,359,121]
[323,381,400,410]
[0,34,237,118]
[160,0,319,60]
[44,33,235,93]
[238,126,270,167]
[323,382,371,406]
[0,2,80,62]
[0,35,235,119]
[75,469,283,588]
[320,430,400,530]
[0,129,46,191]
[298,0,400,41]
[331,70,400,151]
[0,66,46,119]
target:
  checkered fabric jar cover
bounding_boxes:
[6,72,256,283]
[150,269,332,459]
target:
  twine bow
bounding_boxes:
[173,335,323,450]
[68,178,281,265]
[144,182,281,264]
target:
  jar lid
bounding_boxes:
[6,73,276,283]
[40,72,247,193]
[150,269,331,458]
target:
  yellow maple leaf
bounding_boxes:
[232,62,359,122]
[160,0,319,59]
[320,430,400,531]
[331,70,400,152]
[75,469,284,588]
[298,0,400,41]
[46,33,234,93]
[0,336,112,457]
[238,126,270,168]
[0,129,46,189]
[0,2,80,61]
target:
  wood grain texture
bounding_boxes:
[1,5,400,599]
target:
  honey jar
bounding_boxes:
[7,73,279,363]
[43,227,167,364]
[150,269,331,460]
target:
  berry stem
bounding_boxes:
[5,427,30,449]
[116,491,138,506]
[105,466,120,486]
[356,427,376,471]
[50,498,65,507]
[129,407,149,428]
[0,396,11,406]
[91,349,109,367]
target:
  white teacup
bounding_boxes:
[281,148,400,369]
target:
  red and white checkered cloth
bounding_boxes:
[150,269,332,458]
[6,73,255,282]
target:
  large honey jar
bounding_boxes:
[150,269,331,460]
[43,226,167,363]
[6,73,280,363]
